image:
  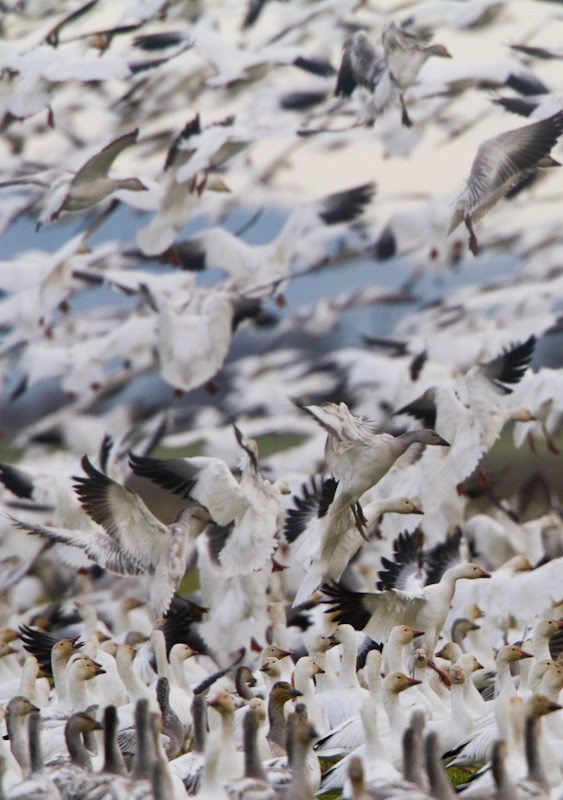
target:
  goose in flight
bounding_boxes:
[130,424,290,575]
[10,456,210,620]
[448,110,563,255]
[395,335,537,488]
[382,21,452,127]
[33,129,147,228]
[285,476,423,606]
[322,560,490,656]
[293,399,448,534]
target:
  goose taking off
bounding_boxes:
[293,399,448,535]
[130,425,290,575]
[448,110,563,255]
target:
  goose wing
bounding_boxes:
[466,111,563,220]
[72,129,139,186]
[474,334,536,396]
[321,582,425,642]
[7,514,146,574]
[73,456,169,571]
[129,453,245,525]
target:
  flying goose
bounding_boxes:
[292,399,448,535]
[130,426,289,576]
[448,110,563,255]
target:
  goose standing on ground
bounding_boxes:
[323,562,490,657]
[130,425,290,576]
[36,129,147,228]
[448,109,563,255]
[382,21,452,128]
[293,399,448,535]
[286,475,423,606]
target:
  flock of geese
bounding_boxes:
[3,0,563,799]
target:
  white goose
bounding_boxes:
[130,426,289,576]
[323,562,490,658]
[448,110,563,255]
[293,399,448,534]
[286,477,423,606]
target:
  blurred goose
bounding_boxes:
[267,682,303,757]
[293,399,448,534]
[396,336,537,489]
[177,183,374,300]
[494,644,533,698]
[382,21,451,127]
[130,426,289,576]
[9,712,62,800]
[37,129,146,228]
[448,110,563,255]
[5,697,39,777]
[225,708,276,800]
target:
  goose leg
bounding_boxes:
[351,502,369,541]
[400,94,413,127]
[465,217,479,256]
[542,422,560,455]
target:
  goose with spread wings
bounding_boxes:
[9,456,210,620]
[322,530,490,656]
[395,335,537,488]
[448,111,563,255]
[130,425,289,576]
[293,399,448,534]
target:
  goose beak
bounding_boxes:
[278,649,293,660]
[406,677,422,686]
[410,505,424,515]
[327,635,339,648]
[519,650,533,659]
[290,688,303,699]
[475,661,484,670]
[92,660,106,675]
[478,569,491,578]
[557,620,563,629]
[437,436,450,446]
[411,629,425,639]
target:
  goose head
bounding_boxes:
[261,644,292,660]
[389,625,425,648]
[450,663,466,685]
[526,693,562,719]
[496,644,533,666]
[535,618,563,640]
[426,43,452,59]
[384,671,422,695]
[450,563,491,581]
[259,656,282,680]
[207,687,236,716]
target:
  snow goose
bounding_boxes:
[320,673,422,792]
[292,657,325,737]
[207,688,244,780]
[306,633,338,691]
[155,677,184,759]
[531,618,563,661]
[425,664,474,754]
[314,649,384,756]
[130,426,290,576]
[11,712,62,800]
[316,624,368,731]
[5,697,39,777]
[37,130,146,228]
[49,712,103,800]
[225,708,276,800]
[382,21,451,127]
[279,718,318,800]
[258,657,283,692]
[322,562,490,658]
[286,476,423,606]
[293,399,448,534]
[169,694,207,794]
[448,110,563,255]
[335,31,387,102]
[395,335,537,490]
[71,455,210,619]
[266,682,303,757]
[383,625,425,674]
[494,644,533,699]
[177,183,374,300]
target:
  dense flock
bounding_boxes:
[2,0,563,798]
